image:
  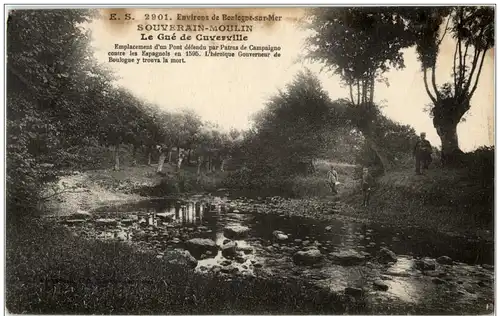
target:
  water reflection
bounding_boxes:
[64,197,494,314]
[154,201,207,226]
[92,198,493,266]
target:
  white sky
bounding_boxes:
[89,8,494,152]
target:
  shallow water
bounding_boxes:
[63,196,494,313]
[91,197,493,265]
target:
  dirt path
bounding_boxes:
[41,166,164,217]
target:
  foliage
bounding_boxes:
[303,8,417,172]
[461,146,494,187]
[304,6,494,166]
[7,9,103,215]
[318,126,364,165]
[253,69,342,172]
[6,9,241,217]
[304,7,414,104]
[225,69,345,193]
[402,6,494,157]
[343,102,419,172]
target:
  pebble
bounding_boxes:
[373,280,389,291]
[482,264,494,271]
[344,287,363,297]
[436,255,453,265]
[432,278,447,285]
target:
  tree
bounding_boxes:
[193,123,224,177]
[96,87,148,170]
[304,7,416,172]
[7,9,106,215]
[155,112,177,173]
[407,6,494,164]
[219,128,243,172]
[175,109,203,168]
[250,69,340,175]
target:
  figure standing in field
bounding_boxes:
[413,132,433,175]
[327,165,339,194]
[361,167,374,207]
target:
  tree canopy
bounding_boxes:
[6,9,242,215]
[407,6,494,162]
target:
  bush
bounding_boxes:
[223,168,296,197]
[290,175,331,197]
[462,146,494,179]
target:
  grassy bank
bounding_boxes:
[6,218,350,314]
[46,159,493,239]
[224,158,493,239]
[340,166,493,239]
[7,155,493,313]
[41,163,226,217]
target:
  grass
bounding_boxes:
[340,164,494,238]
[290,160,359,197]
[6,218,351,314]
[79,163,226,197]
[51,155,494,239]
[239,157,493,239]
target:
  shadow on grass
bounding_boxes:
[6,218,355,315]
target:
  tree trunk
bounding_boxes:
[132,146,137,166]
[113,145,120,171]
[432,98,465,166]
[197,156,203,183]
[187,149,192,165]
[220,159,226,172]
[168,150,173,163]
[366,138,392,174]
[369,76,375,104]
[309,159,316,173]
[147,151,152,166]
[177,149,184,170]
[435,121,462,166]
[206,156,211,173]
[157,152,166,173]
[197,156,203,176]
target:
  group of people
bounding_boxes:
[325,131,435,207]
[327,165,373,207]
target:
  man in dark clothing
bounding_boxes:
[413,132,432,175]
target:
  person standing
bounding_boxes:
[413,132,432,175]
[327,165,339,194]
[361,167,374,207]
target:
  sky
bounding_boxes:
[89,8,494,152]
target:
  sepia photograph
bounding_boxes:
[4,4,495,315]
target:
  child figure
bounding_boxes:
[361,167,374,207]
[327,165,339,195]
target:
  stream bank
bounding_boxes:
[28,166,494,314]
[53,195,494,314]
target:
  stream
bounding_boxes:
[57,195,495,314]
